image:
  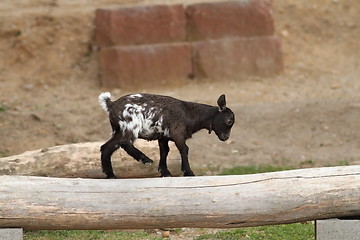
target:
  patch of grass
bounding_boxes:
[300,159,315,166]
[194,222,314,240]
[24,230,162,240]
[336,160,350,166]
[219,165,292,175]
[34,104,42,110]
[325,160,351,167]
[0,104,6,112]
[0,148,10,157]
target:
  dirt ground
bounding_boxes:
[1,0,360,175]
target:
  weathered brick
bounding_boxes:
[95,5,186,47]
[192,36,283,79]
[186,0,275,41]
[98,43,192,88]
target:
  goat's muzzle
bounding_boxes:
[218,133,230,141]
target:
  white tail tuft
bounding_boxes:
[98,92,111,112]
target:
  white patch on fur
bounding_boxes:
[119,104,168,138]
[163,128,170,138]
[119,104,143,138]
[129,94,143,98]
[98,92,111,112]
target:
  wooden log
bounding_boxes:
[0,141,181,178]
[1,165,360,230]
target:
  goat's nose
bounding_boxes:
[220,133,229,141]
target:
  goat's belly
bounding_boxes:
[138,125,170,140]
[138,128,161,140]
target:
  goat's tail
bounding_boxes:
[98,92,112,113]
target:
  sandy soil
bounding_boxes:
[1,0,360,176]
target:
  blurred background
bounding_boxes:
[0,0,359,175]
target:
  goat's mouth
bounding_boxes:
[218,133,230,141]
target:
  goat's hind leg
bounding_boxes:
[121,141,153,165]
[100,136,120,179]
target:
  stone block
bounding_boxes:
[95,5,186,47]
[98,43,192,88]
[192,36,283,79]
[316,218,360,240]
[0,228,23,240]
[186,0,275,41]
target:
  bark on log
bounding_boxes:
[0,141,181,178]
[1,165,360,230]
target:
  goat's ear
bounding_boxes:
[217,94,226,112]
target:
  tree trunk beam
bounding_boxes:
[1,165,360,230]
[0,141,181,178]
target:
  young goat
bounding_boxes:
[99,93,235,178]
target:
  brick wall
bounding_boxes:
[95,0,283,89]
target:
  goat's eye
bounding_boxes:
[226,119,233,126]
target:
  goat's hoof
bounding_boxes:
[183,171,195,177]
[141,158,153,165]
[160,169,173,177]
[161,174,173,178]
[159,168,172,177]
[144,161,153,166]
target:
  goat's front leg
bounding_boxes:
[121,141,153,165]
[158,139,172,177]
[174,138,195,176]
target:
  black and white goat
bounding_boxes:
[99,92,235,178]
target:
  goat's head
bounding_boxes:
[209,94,235,141]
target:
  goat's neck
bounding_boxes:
[190,103,218,133]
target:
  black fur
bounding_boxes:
[99,93,235,178]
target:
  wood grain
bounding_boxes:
[1,165,360,230]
